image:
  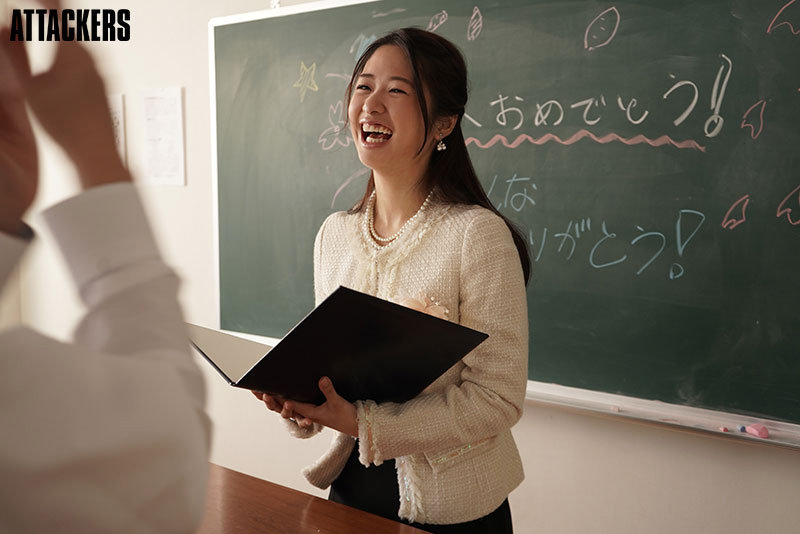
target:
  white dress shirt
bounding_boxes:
[0,184,210,533]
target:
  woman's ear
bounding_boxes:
[435,114,458,138]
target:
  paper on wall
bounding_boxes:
[140,87,185,186]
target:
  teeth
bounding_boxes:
[361,123,393,135]
[365,136,389,143]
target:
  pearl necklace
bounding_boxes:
[364,189,434,246]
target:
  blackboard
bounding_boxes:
[210,0,800,425]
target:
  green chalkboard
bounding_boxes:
[211,0,800,424]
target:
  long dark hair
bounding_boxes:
[344,28,531,284]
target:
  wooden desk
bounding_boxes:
[197,464,431,534]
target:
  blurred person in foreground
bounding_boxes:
[0,13,209,534]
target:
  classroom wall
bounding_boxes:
[19,1,800,533]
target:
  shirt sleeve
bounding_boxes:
[0,183,210,533]
[355,211,529,465]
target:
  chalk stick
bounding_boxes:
[745,423,769,439]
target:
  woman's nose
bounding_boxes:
[362,91,384,114]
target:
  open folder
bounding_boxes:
[188,286,488,405]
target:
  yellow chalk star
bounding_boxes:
[293,61,319,103]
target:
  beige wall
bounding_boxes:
[20,1,800,533]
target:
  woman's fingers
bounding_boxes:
[296,416,314,429]
[264,395,284,412]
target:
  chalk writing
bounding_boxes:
[584,6,621,51]
[318,100,351,151]
[372,8,406,18]
[534,100,565,126]
[503,193,707,279]
[292,61,319,103]
[716,192,800,229]
[553,219,591,260]
[486,173,537,212]
[491,94,525,130]
[463,113,483,127]
[767,0,800,35]
[427,10,448,32]
[350,34,377,58]
[675,209,705,257]
[555,221,579,260]
[617,96,649,125]
[590,221,627,269]
[663,78,698,126]
[468,6,484,41]
[331,168,369,208]
[570,96,606,126]
[704,54,732,138]
[529,228,548,262]
[465,131,706,151]
[721,194,750,230]
[631,226,666,275]
[741,100,766,139]
[776,184,800,226]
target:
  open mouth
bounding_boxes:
[361,123,393,144]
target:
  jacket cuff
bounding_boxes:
[356,400,383,466]
[281,417,322,439]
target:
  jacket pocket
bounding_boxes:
[423,435,496,474]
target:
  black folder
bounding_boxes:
[189,286,488,405]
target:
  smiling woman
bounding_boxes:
[254,28,531,533]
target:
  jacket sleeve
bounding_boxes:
[355,211,529,465]
[0,184,210,533]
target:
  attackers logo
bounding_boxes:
[8,9,131,41]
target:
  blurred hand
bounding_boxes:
[0,28,37,235]
[5,27,128,189]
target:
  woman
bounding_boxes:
[256,28,530,533]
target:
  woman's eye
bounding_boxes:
[389,88,407,94]
[356,84,371,91]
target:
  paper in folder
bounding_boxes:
[188,286,488,405]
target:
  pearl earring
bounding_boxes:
[436,137,446,151]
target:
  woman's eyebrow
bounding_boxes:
[358,73,414,86]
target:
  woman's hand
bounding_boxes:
[250,390,315,429]
[283,377,358,437]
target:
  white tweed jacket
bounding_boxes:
[286,198,529,525]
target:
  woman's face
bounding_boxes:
[348,45,433,176]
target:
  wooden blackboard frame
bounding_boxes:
[208,0,800,447]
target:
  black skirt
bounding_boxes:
[329,443,513,534]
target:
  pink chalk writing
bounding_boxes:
[427,10,448,32]
[721,194,751,230]
[776,184,800,226]
[767,0,800,35]
[464,131,706,151]
[331,168,369,208]
[467,7,483,41]
[741,100,767,139]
